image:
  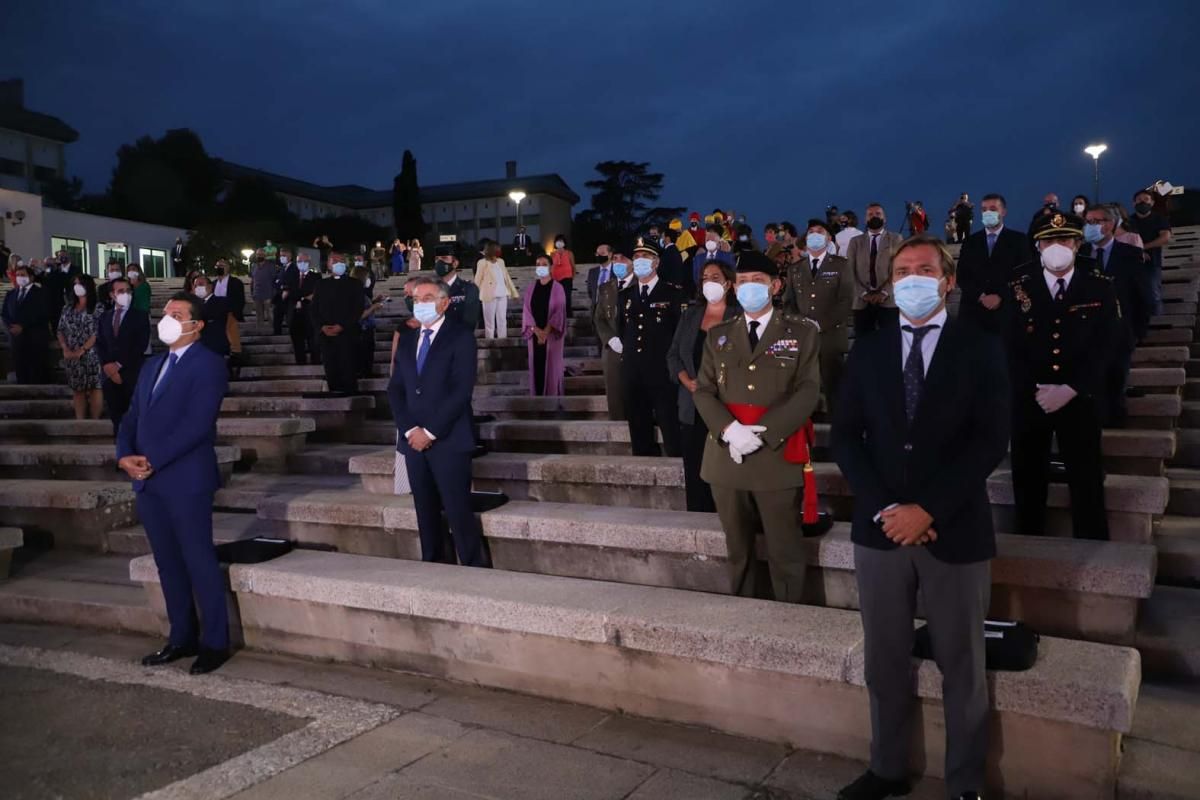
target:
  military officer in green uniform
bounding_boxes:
[1008,211,1119,540]
[617,239,689,456]
[694,250,822,602]
[781,219,854,413]
[593,251,633,421]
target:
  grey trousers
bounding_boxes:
[853,544,990,796]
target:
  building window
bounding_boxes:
[0,157,24,177]
[522,214,541,226]
[99,242,129,270]
[33,165,58,181]
[50,237,88,275]
[500,216,516,227]
[139,248,168,279]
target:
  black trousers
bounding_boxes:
[358,327,376,379]
[1105,334,1135,427]
[680,419,716,512]
[320,330,358,393]
[12,330,49,384]
[558,278,573,310]
[623,366,681,457]
[289,305,319,365]
[405,446,489,567]
[103,369,138,437]
[272,296,287,335]
[1011,394,1108,539]
[853,305,898,338]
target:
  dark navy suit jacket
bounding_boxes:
[387,318,477,455]
[96,307,151,382]
[116,343,229,495]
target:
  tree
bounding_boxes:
[40,175,84,211]
[294,213,389,258]
[577,161,685,250]
[107,128,222,227]
[180,176,297,275]
[392,150,426,242]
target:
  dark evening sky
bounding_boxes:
[7,0,1198,227]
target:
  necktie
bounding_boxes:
[151,353,178,402]
[748,320,760,349]
[868,235,879,287]
[986,233,996,256]
[641,284,649,302]
[1096,247,1106,272]
[599,268,609,285]
[811,257,819,279]
[1054,278,1066,302]
[113,308,123,335]
[416,328,433,375]
[902,325,939,423]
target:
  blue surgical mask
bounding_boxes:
[535,266,550,279]
[893,275,944,320]
[632,258,654,279]
[413,301,440,325]
[981,210,1001,228]
[806,232,828,251]
[735,282,771,313]
[298,261,310,272]
[331,262,346,276]
[1083,223,1104,244]
[611,262,629,280]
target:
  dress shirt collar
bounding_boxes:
[900,306,947,331]
[445,274,458,287]
[421,315,447,336]
[746,306,773,334]
[168,341,196,361]
[985,224,1004,236]
[810,252,826,271]
[1044,267,1074,296]
[637,275,659,295]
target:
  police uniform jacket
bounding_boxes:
[693,310,821,491]
[782,253,854,349]
[1007,262,1120,401]
[616,277,688,379]
[444,276,481,329]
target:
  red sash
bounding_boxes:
[724,405,820,524]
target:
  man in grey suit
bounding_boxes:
[832,235,1009,800]
[844,204,903,336]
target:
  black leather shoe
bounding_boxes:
[189,648,232,675]
[837,769,912,800]
[954,793,983,800]
[141,644,198,666]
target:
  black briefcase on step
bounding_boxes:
[470,490,509,513]
[913,619,1040,671]
[215,537,294,564]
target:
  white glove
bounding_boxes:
[722,421,767,463]
[608,337,623,355]
[1035,384,1077,414]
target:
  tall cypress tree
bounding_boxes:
[392,150,427,242]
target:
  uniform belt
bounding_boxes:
[724,405,820,525]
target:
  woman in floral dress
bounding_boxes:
[57,274,103,419]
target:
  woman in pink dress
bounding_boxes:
[522,256,567,396]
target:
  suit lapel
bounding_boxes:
[910,319,956,430]
[880,324,908,432]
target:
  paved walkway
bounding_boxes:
[2,623,1197,799]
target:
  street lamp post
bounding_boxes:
[508,190,526,264]
[1084,144,1108,203]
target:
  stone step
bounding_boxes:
[0,480,137,550]
[0,444,239,483]
[1129,367,1186,392]
[105,511,263,556]
[0,551,158,635]
[1186,379,1200,401]
[348,450,1168,543]
[1161,301,1198,315]
[1161,281,1200,301]
[1150,314,1197,329]
[1155,516,1200,587]
[1136,586,1200,680]
[1165,468,1200,515]
[214,473,359,511]
[1119,739,1200,799]
[1169,429,1200,469]
[286,444,386,475]
[1132,346,1191,366]
[1188,360,1200,379]
[0,396,373,430]
[0,417,315,472]
[252,490,1154,646]
[227,379,328,395]
[0,384,72,399]
[1143,328,1195,346]
[128,549,1140,798]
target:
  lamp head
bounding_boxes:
[508,190,526,204]
[1084,144,1108,160]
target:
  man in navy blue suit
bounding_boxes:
[387,277,489,567]
[117,292,231,674]
[96,277,151,436]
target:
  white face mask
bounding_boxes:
[72,283,87,297]
[280,257,290,265]
[194,285,209,299]
[704,240,718,253]
[554,241,564,250]
[108,270,123,280]
[298,261,310,272]
[701,281,726,303]
[127,270,140,279]
[16,275,30,288]
[1040,242,1076,272]
[114,292,132,308]
[1072,203,1086,214]
[157,315,192,345]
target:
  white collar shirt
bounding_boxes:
[899,307,947,377]
[1044,267,1074,298]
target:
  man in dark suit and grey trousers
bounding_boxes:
[388,277,489,567]
[832,235,1009,800]
[955,193,1029,335]
[96,277,151,436]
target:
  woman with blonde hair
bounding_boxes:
[406,239,423,272]
[475,241,518,338]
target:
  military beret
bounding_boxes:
[735,249,779,277]
[631,237,660,257]
[1032,211,1085,241]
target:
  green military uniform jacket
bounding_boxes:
[592,277,627,351]
[781,253,854,350]
[693,309,821,491]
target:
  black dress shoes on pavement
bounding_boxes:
[189,648,232,675]
[837,769,912,800]
[141,644,198,666]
